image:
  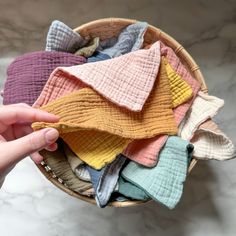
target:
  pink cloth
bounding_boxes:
[123,43,201,166]
[38,41,161,112]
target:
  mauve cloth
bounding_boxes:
[123,42,201,166]
[3,51,86,106]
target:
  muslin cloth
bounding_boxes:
[32,61,177,139]
[63,143,91,182]
[101,22,148,58]
[86,155,126,208]
[123,43,201,166]
[191,119,235,160]
[3,51,86,106]
[39,139,92,194]
[120,136,194,209]
[75,37,100,58]
[180,91,225,140]
[46,20,88,53]
[41,41,161,112]
[179,92,235,160]
[32,59,177,169]
[87,52,111,63]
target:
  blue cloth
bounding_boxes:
[120,136,194,209]
[87,51,111,63]
[86,154,126,208]
[87,21,148,61]
[102,22,148,58]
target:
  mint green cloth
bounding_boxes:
[118,176,150,200]
[120,136,194,209]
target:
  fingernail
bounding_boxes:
[45,129,59,143]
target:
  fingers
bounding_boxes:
[30,152,44,164]
[30,143,58,164]
[0,105,59,133]
[1,128,59,167]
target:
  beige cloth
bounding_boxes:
[191,119,235,160]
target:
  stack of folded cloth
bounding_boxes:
[3,20,235,208]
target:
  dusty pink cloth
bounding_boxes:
[39,41,161,112]
[123,43,201,166]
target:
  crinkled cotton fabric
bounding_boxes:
[63,143,91,182]
[180,91,225,140]
[32,60,177,169]
[118,176,150,200]
[123,44,201,166]
[75,37,100,58]
[121,136,194,209]
[101,22,148,58]
[45,41,161,111]
[46,20,88,53]
[3,51,86,106]
[191,119,235,160]
[32,58,177,139]
[39,140,92,194]
[87,51,111,63]
[164,58,193,108]
[86,155,126,208]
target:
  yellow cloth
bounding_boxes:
[164,58,193,108]
[62,130,130,169]
[32,60,177,169]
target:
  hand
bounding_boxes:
[0,103,60,186]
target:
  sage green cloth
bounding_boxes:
[63,143,91,182]
[39,139,92,194]
[120,136,194,209]
[118,176,150,200]
[75,37,100,58]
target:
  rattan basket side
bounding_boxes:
[36,18,207,207]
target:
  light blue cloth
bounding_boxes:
[87,51,111,63]
[86,154,126,208]
[46,20,88,53]
[101,22,148,58]
[87,22,148,61]
[120,136,194,209]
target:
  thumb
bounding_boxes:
[4,128,59,164]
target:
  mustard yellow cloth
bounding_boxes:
[32,60,177,169]
[164,58,193,108]
[33,60,177,139]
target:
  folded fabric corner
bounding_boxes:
[46,20,88,53]
[191,119,235,160]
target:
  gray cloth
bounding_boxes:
[46,20,88,53]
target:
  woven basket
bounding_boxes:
[36,18,208,207]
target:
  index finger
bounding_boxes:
[0,105,59,133]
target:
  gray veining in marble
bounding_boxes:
[0,0,236,235]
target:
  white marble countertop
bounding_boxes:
[0,0,236,235]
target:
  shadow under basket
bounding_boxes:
[36,18,208,207]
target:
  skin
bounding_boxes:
[0,103,60,187]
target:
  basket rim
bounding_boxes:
[36,17,207,208]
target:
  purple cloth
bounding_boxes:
[3,51,86,106]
